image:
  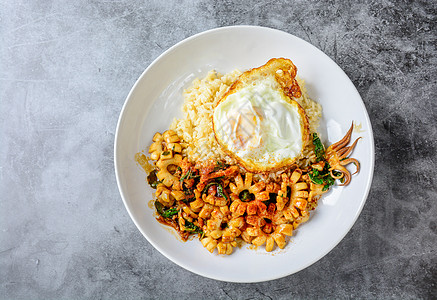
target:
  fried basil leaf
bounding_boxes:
[213,161,230,172]
[147,170,161,189]
[183,219,203,234]
[202,181,218,194]
[154,201,178,218]
[216,184,228,201]
[308,171,324,185]
[312,133,325,161]
[202,181,228,201]
[180,169,200,182]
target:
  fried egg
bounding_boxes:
[213,58,310,172]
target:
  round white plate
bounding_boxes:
[114,26,374,283]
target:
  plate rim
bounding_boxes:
[114,25,375,283]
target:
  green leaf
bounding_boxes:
[216,184,228,200]
[182,183,193,195]
[325,176,334,186]
[179,169,191,182]
[183,219,203,234]
[312,133,325,161]
[202,181,228,201]
[155,201,178,218]
[309,171,324,185]
[180,169,200,182]
[162,208,178,218]
[154,201,164,215]
[202,181,218,194]
[212,161,230,172]
[147,170,161,189]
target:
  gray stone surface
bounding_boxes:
[1,0,436,298]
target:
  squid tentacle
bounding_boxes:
[336,147,349,157]
[338,137,362,160]
[324,122,361,187]
[338,169,351,186]
[340,158,360,175]
[330,169,344,179]
[329,123,354,151]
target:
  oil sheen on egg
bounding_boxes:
[213,76,308,172]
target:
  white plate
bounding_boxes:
[114,26,375,283]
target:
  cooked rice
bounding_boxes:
[170,69,322,169]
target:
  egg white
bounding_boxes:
[213,77,306,171]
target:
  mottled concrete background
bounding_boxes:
[1,0,436,299]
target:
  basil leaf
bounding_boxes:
[183,219,203,234]
[213,161,230,172]
[216,184,228,200]
[182,183,193,195]
[147,170,160,189]
[180,169,200,182]
[179,169,191,182]
[155,201,178,218]
[325,176,334,186]
[154,201,164,216]
[162,208,178,218]
[309,172,324,185]
[312,133,325,161]
[202,181,218,194]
